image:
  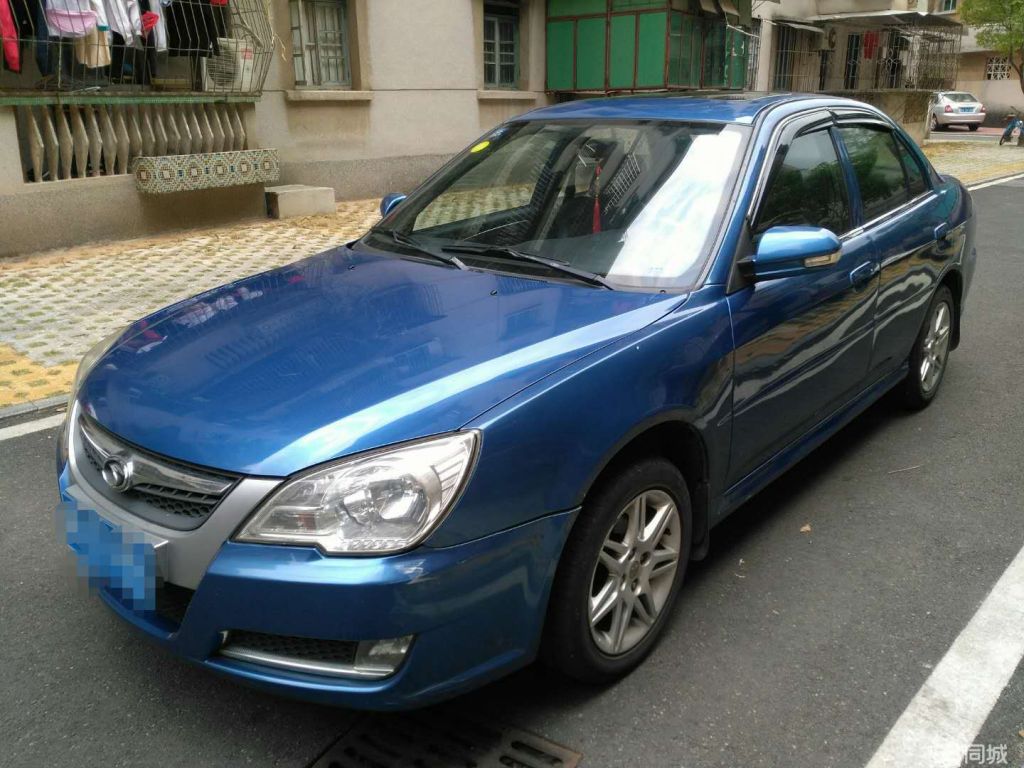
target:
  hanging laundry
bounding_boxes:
[0,0,20,72]
[73,23,110,66]
[151,0,169,52]
[45,0,99,37]
[104,0,140,46]
[73,0,111,66]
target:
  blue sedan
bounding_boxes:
[57,93,975,710]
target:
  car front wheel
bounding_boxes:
[902,285,954,410]
[930,114,939,131]
[542,457,692,683]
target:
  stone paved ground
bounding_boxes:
[2,141,1023,409]
[923,140,1024,184]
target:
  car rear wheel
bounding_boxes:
[930,114,940,131]
[902,285,954,410]
[968,124,979,131]
[542,457,692,683]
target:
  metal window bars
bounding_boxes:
[744,17,761,91]
[0,0,272,96]
[289,0,350,87]
[767,14,960,95]
[985,56,1010,81]
[484,3,518,88]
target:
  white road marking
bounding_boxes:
[865,544,1024,768]
[0,412,65,442]
[968,172,1024,191]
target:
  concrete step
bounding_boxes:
[266,184,337,219]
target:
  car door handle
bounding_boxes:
[850,262,878,289]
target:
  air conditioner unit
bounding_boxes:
[203,38,256,92]
[814,25,838,52]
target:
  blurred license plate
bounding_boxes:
[61,502,157,610]
[959,107,974,113]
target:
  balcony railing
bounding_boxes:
[0,0,273,105]
[769,12,961,94]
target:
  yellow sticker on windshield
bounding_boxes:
[470,140,491,153]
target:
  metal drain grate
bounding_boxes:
[313,710,581,768]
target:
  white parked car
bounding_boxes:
[930,91,985,131]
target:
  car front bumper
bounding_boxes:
[57,461,576,710]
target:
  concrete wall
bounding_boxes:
[251,0,549,200]
[957,51,1024,125]
[751,0,819,92]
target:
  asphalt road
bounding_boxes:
[2,182,1023,768]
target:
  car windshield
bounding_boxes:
[366,120,749,290]
[944,93,978,103]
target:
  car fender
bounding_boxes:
[426,284,735,549]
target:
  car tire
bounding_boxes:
[929,114,939,131]
[902,285,954,411]
[969,124,979,132]
[541,457,693,683]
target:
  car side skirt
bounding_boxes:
[715,365,908,522]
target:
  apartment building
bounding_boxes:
[750,0,961,139]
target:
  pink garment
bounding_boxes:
[0,0,19,72]
[45,0,98,37]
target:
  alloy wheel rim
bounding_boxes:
[588,489,681,656]
[920,301,952,394]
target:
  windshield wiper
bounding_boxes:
[441,244,613,289]
[373,229,467,270]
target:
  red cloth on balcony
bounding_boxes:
[0,0,20,73]
[863,31,879,61]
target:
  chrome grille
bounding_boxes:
[76,415,236,530]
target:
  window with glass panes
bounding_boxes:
[940,0,957,11]
[986,56,1010,80]
[290,0,352,87]
[484,3,519,88]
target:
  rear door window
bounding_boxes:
[837,125,909,222]
[755,129,851,236]
[895,135,928,198]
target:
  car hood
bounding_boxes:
[80,246,683,476]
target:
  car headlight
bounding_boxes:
[69,324,131,408]
[236,431,479,554]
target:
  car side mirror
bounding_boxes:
[741,226,842,282]
[380,193,407,218]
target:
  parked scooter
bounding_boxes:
[1000,112,1022,145]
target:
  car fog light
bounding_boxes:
[354,635,414,676]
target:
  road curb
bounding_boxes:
[0,395,67,421]
[966,171,1024,190]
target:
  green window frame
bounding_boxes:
[290,0,352,88]
[484,3,520,88]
